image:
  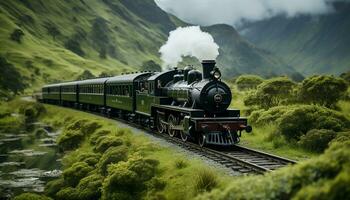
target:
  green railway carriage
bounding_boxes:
[77,78,109,106]
[61,81,78,104]
[42,83,61,103]
[106,72,152,112]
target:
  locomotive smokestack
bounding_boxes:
[202,60,216,79]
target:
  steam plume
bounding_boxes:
[159,26,219,69]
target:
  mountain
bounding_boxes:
[0,0,176,92]
[202,24,300,79]
[239,1,350,76]
[0,0,300,96]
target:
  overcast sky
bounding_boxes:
[155,0,336,27]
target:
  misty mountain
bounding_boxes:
[202,24,300,79]
[239,1,350,75]
[0,0,299,94]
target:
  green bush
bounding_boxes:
[57,129,84,151]
[77,152,101,166]
[278,106,348,140]
[63,162,93,187]
[298,129,337,153]
[76,173,103,200]
[95,135,123,152]
[196,141,350,200]
[19,101,46,122]
[13,193,51,200]
[45,178,66,198]
[174,159,188,169]
[249,105,349,141]
[90,129,111,145]
[244,77,296,109]
[10,28,24,43]
[102,155,159,200]
[97,146,128,175]
[298,75,348,107]
[58,119,102,151]
[56,187,79,200]
[194,168,219,193]
[235,75,264,90]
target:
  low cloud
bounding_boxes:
[155,0,334,26]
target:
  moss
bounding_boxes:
[45,178,66,198]
[76,173,103,200]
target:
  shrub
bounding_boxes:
[194,168,219,193]
[195,141,350,200]
[90,129,111,145]
[18,101,46,121]
[95,135,123,152]
[10,28,24,43]
[298,129,337,152]
[13,193,52,200]
[278,106,349,140]
[298,75,348,107]
[77,152,101,166]
[141,60,161,72]
[102,155,159,200]
[244,77,296,109]
[64,39,85,56]
[45,178,66,198]
[58,119,102,151]
[249,105,349,141]
[76,173,103,200]
[97,146,128,175]
[235,75,264,90]
[63,162,93,187]
[0,56,26,94]
[56,187,79,200]
[57,129,84,151]
[76,70,95,80]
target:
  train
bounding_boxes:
[41,60,252,147]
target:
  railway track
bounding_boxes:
[103,115,297,175]
[46,103,297,175]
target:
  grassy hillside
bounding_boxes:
[240,2,350,76]
[0,0,175,93]
[0,0,300,97]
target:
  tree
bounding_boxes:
[340,71,350,84]
[10,29,24,43]
[235,75,264,90]
[298,75,348,107]
[0,56,26,94]
[76,70,95,80]
[141,60,161,72]
[244,77,296,109]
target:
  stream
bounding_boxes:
[0,122,62,199]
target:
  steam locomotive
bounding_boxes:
[41,60,252,147]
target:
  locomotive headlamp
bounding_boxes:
[211,67,221,79]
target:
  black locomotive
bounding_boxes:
[41,60,252,147]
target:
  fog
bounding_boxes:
[155,0,334,26]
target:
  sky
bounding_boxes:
[155,0,336,27]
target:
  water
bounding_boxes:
[0,123,62,199]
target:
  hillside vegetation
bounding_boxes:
[0,0,301,98]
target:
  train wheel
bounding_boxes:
[156,113,166,134]
[180,131,188,142]
[198,134,206,147]
[168,114,178,137]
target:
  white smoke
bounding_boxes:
[159,26,219,69]
[155,0,334,26]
